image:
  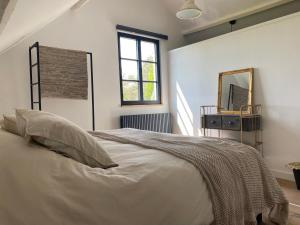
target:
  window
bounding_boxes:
[118,32,161,105]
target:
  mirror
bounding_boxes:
[218,68,253,114]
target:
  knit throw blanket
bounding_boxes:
[91,129,289,225]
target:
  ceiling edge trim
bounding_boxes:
[71,0,90,11]
[182,0,293,35]
[171,11,300,52]
[0,0,17,35]
[0,0,82,56]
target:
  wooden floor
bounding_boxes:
[277,179,300,225]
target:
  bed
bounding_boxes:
[0,110,288,225]
[0,128,213,225]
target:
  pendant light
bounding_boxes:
[176,0,202,20]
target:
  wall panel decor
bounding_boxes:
[39,46,88,99]
[29,42,95,130]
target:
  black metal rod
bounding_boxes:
[87,52,95,131]
[156,40,162,104]
[29,46,33,109]
[117,33,124,105]
[29,42,41,110]
[116,24,168,40]
[36,42,42,110]
[120,58,157,64]
[137,39,143,102]
[29,43,95,130]
[29,42,39,50]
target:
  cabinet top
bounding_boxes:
[203,114,261,118]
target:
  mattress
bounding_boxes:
[0,129,213,225]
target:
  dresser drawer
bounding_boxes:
[242,116,261,131]
[203,115,222,129]
[222,116,241,131]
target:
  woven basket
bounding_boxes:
[288,162,300,170]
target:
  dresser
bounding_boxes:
[202,114,261,132]
[200,105,263,151]
[201,68,263,151]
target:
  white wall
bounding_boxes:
[169,12,300,180]
[0,0,184,130]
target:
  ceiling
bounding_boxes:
[0,0,9,22]
[0,0,11,33]
[0,0,81,54]
[0,0,294,54]
[162,0,293,34]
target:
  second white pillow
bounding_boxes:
[16,109,118,169]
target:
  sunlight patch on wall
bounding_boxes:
[176,82,194,136]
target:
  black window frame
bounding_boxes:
[117,32,162,106]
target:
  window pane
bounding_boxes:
[121,60,138,80]
[141,41,156,62]
[142,62,157,81]
[120,37,137,59]
[123,81,139,101]
[143,82,157,101]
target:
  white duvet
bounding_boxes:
[0,129,213,225]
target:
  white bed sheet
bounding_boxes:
[0,129,213,225]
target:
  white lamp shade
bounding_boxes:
[176,0,202,20]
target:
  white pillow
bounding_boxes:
[16,109,118,169]
[1,115,20,135]
[16,109,27,137]
[0,118,4,128]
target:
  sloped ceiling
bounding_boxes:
[162,0,293,34]
[0,0,82,54]
[0,0,294,54]
[0,0,9,23]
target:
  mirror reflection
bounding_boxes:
[218,69,253,113]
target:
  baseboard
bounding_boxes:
[271,169,294,181]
